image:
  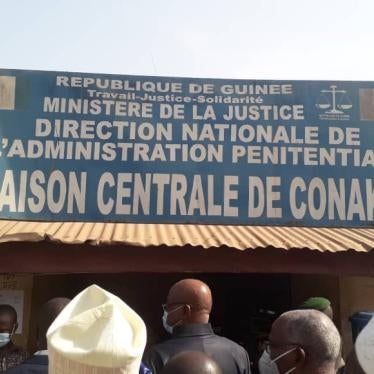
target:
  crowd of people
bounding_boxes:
[0,279,372,373]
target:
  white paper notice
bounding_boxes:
[0,76,16,110]
[0,290,24,334]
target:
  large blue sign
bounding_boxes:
[0,69,373,227]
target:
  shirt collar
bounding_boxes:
[172,323,214,337]
[34,350,48,356]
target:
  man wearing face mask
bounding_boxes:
[0,305,28,372]
[258,309,341,374]
[145,279,251,374]
[4,298,71,374]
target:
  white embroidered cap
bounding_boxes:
[47,284,147,374]
[355,316,374,374]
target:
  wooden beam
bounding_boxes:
[0,242,373,275]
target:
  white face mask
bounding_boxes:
[259,348,297,374]
[0,325,15,348]
[162,311,173,334]
[0,333,11,348]
[162,305,184,334]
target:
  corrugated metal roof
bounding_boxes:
[0,220,373,252]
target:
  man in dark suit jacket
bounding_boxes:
[145,279,251,374]
[0,305,29,371]
[5,298,70,374]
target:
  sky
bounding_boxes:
[1,0,374,80]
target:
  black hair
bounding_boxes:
[0,304,17,322]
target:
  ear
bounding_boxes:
[184,304,192,315]
[14,322,18,334]
[294,347,306,368]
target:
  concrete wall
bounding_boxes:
[291,274,341,328]
[291,275,374,356]
[339,276,374,354]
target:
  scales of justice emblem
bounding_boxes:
[316,85,352,114]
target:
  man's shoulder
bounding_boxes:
[145,332,250,373]
[206,333,248,353]
[150,332,246,354]
[146,339,171,357]
[147,335,190,353]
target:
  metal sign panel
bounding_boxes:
[0,69,373,227]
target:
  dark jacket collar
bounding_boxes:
[171,323,214,338]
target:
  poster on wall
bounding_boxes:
[0,290,24,334]
[0,69,373,227]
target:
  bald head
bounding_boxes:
[38,298,70,350]
[166,279,212,324]
[161,351,222,374]
[168,279,212,312]
[270,310,341,373]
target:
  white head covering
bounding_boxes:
[355,316,374,373]
[47,284,147,374]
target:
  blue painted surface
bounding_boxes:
[0,68,373,227]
